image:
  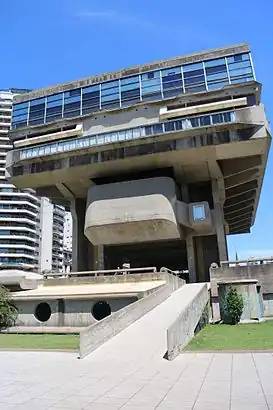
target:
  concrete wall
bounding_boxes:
[85,177,181,245]
[79,273,184,358]
[211,263,273,294]
[166,283,208,360]
[44,272,165,287]
[83,105,159,136]
[210,263,273,318]
[14,297,136,327]
[263,294,273,317]
[218,283,260,321]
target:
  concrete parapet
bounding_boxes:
[79,273,184,358]
[166,283,209,360]
[44,272,165,287]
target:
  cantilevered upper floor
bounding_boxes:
[6,44,271,236]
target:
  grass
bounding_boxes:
[0,333,79,351]
[186,320,273,351]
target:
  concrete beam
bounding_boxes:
[225,168,259,189]
[227,218,251,231]
[56,183,75,199]
[224,194,255,209]
[225,204,253,219]
[225,211,253,223]
[220,155,262,178]
[225,180,258,199]
[228,216,252,228]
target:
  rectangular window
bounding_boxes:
[184,75,205,85]
[205,65,227,75]
[183,62,203,72]
[120,76,139,86]
[193,204,205,221]
[161,67,181,77]
[183,68,204,78]
[184,84,206,93]
[227,53,250,64]
[204,58,226,68]
[141,71,160,81]
[13,102,29,112]
[207,81,229,90]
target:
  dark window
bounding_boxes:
[35,303,51,322]
[234,54,243,62]
[183,69,204,78]
[92,301,111,320]
[205,65,227,75]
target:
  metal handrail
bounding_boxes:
[221,256,273,266]
[44,266,157,279]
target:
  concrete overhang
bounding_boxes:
[11,280,166,301]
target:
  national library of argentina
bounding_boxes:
[6,43,271,282]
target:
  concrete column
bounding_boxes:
[93,246,104,270]
[212,180,228,262]
[186,235,196,283]
[70,198,94,272]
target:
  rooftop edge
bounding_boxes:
[13,43,250,104]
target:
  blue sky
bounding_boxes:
[2,0,273,259]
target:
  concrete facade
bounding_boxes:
[13,297,137,328]
[6,44,271,281]
[210,258,273,320]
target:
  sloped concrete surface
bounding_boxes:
[1,284,273,408]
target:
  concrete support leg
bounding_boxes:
[210,279,221,323]
[71,198,94,272]
[212,180,228,262]
[186,235,196,283]
[93,246,104,270]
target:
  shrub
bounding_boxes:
[224,286,244,325]
[0,286,18,330]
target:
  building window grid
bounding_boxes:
[19,110,234,160]
[43,97,47,124]
[180,66,185,94]
[159,70,164,99]
[202,62,209,91]
[139,74,143,101]
[225,57,231,84]
[249,53,256,81]
[11,53,254,129]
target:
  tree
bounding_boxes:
[224,286,244,325]
[0,286,17,330]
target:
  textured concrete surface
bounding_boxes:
[2,282,273,408]
[167,283,208,360]
[80,275,184,358]
[12,281,166,299]
[1,351,273,409]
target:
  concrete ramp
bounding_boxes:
[81,283,208,361]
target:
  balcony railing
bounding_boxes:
[19,111,235,160]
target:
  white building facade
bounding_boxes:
[39,197,65,273]
[0,90,40,271]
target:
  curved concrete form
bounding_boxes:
[85,194,181,245]
[84,177,181,245]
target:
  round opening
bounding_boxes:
[35,302,51,322]
[92,301,111,321]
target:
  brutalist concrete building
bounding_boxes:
[5,44,271,282]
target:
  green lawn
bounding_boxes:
[0,334,79,351]
[186,320,273,351]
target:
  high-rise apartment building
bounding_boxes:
[0,89,40,271]
[39,197,65,273]
[6,44,271,281]
[63,212,72,252]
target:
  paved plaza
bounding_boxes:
[1,350,273,409]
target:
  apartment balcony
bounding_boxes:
[0,252,36,259]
